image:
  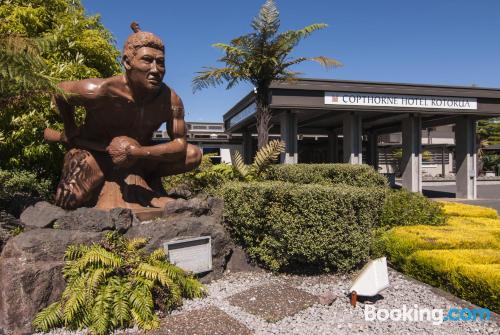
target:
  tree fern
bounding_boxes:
[252,139,285,175]
[233,139,285,181]
[232,151,249,178]
[33,232,205,334]
[193,0,340,148]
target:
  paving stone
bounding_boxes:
[150,306,253,335]
[228,283,319,322]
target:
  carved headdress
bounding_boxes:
[122,22,164,60]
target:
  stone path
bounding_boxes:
[144,269,498,335]
[37,269,498,335]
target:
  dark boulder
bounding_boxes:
[20,203,137,233]
[20,201,67,229]
[127,196,243,282]
[54,207,136,232]
[0,229,103,335]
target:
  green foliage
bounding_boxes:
[221,181,385,272]
[193,0,340,147]
[0,0,121,182]
[0,35,63,98]
[378,189,446,229]
[482,153,500,171]
[0,168,52,215]
[163,141,284,195]
[233,139,285,180]
[261,163,388,187]
[478,118,500,145]
[32,232,205,335]
[162,154,236,194]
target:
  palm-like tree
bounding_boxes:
[193,0,340,148]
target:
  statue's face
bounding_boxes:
[125,47,165,92]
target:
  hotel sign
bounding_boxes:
[325,92,477,110]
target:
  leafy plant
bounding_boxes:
[0,0,121,183]
[378,189,446,229]
[193,0,340,148]
[32,232,205,335]
[233,139,285,180]
[221,181,385,272]
[261,163,388,187]
[0,168,52,216]
[162,154,235,194]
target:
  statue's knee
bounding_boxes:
[188,145,202,168]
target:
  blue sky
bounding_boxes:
[82,0,500,123]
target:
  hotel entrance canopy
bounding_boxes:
[223,79,500,199]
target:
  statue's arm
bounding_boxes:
[128,93,188,162]
[53,80,96,140]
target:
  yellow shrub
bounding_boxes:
[439,201,498,219]
[447,216,500,229]
[404,249,500,312]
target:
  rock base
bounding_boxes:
[0,196,255,334]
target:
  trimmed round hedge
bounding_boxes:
[261,163,388,187]
[221,181,386,273]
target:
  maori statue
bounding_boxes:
[44,22,202,210]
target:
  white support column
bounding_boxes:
[401,114,422,193]
[242,129,253,164]
[455,116,477,199]
[343,112,362,164]
[327,130,338,163]
[367,131,379,169]
[280,111,298,164]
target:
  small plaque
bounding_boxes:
[164,236,212,274]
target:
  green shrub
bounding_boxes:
[403,249,499,312]
[262,163,388,187]
[378,189,446,228]
[221,181,385,272]
[162,155,235,194]
[0,169,52,216]
[33,232,205,335]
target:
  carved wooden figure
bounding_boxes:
[45,22,202,210]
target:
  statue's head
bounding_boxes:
[122,22,165,92]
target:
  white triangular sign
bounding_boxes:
[349,257,390,296]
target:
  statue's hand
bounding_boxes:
[106,136,139,168]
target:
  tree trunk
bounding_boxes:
[255,89,271,149]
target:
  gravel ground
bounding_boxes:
[36,269,498,335]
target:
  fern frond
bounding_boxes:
[86,268,112,298]
[309,56,342,69]
[232,151,249,178]
[62,276,87,325]
[129,282,155,328]
[147,248,167,262]
[32,302,63,332]
[89,285,112,335]
[111,284,131,329]
[135,263,182,303]
[64,244,89,261]
[76,245,122,271]
[127,237,148,252]
[252,139,285,175]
